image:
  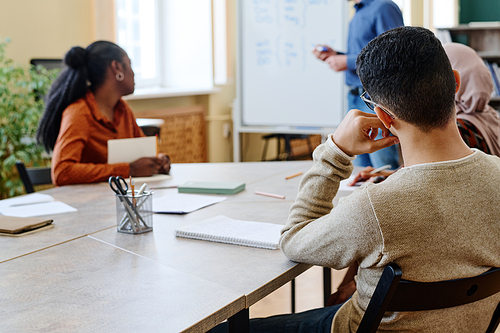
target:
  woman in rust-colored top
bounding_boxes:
[37,41,170,186]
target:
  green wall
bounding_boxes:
[460,0,500,24]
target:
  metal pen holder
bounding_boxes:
[115,190,153,234]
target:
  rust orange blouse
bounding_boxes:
[51,91,145,186]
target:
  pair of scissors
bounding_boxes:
[109,176,128,196]
[109,176,142,232]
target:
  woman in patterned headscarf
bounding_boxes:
[444,42,500,157]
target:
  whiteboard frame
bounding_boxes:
[233,0,350,161]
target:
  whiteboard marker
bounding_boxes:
[316,46,328,52]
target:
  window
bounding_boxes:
[114,0,214,91]
[433,0,457,29]
[213,0,227,85]
[115,0,160,87]
[392,0,457,30]
[392,0,411,26]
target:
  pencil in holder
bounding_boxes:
[115,190,153,234]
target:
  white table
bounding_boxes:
[0,160,354,332]
[0,236,245,333]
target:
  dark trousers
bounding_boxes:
[210,302,344,333]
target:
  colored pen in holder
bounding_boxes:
[115,190,153,234]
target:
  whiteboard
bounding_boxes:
[238,0,347,128]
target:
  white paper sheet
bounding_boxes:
[0,193,54,209]
[133,174,172,183]
[0,201,77,218]
[107,136,157,164]
[153,190,226,214]
[338,176,361,192]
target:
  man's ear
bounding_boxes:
[374,107,393,129]
[453,69,461,93]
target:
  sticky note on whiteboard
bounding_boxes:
[107,136,157,164]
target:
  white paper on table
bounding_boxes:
[153,191,226,214]
[338,176,361,192]
[0,193,54,209]
[0,201,77,218]
[133,174,172,183]
[107,136,157,164]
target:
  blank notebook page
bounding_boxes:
[174,215,283,250]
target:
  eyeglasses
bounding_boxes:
[360,91,395,119]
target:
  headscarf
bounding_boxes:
[443,43,500,157]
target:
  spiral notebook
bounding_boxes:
[174,215,283,250]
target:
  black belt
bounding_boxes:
[349,86,364,96]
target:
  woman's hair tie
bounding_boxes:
[64,46,87,69]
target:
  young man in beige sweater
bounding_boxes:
[212,27,500,333]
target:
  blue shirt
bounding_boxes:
[345,0,404,87]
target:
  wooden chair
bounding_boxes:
[261,134,313,161]
[15,161,52,194]
[357,263,500,333]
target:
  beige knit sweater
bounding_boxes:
[280,135,500,332]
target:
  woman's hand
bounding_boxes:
[158,154,171,175]
[129,157,162,177]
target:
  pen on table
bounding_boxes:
[285,172,303,180]
[255,191,285,199]
[137,183,147,195]
[315,45,328,52]
[369,164,391,175]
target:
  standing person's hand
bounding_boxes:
[332,109,399,157]
[129,157,162,177]
[312,45,337,61]
[325,55,348,72]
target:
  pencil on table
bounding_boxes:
[285,172,303,180]
[130,176,135,206]
[255,191,285,199]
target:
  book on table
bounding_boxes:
[0,215,53,236]
[177,181,245,195]
[174,215,283,250]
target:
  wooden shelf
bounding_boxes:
[446,24,500,31]
[442,26,500,53]
[440,26,500,110]
[477,51,500,60]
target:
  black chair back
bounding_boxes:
[357,263,500,333]
[140,125,161,138]
[15,161,52,194]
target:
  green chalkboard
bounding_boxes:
[460,0,500,24]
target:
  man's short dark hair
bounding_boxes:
[356,26,456,132]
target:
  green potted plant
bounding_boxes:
[0,39,59,198]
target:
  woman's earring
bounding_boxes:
[116,72,125,81]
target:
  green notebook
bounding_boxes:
[178,181,245,195]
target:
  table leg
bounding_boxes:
[323,267,331,306]
[228,308,249,333]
